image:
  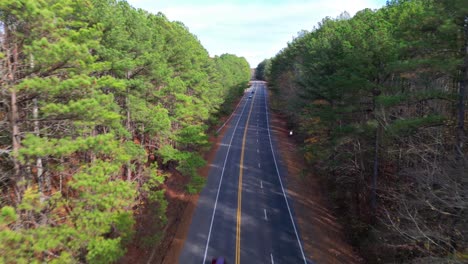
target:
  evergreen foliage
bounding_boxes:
[0,0,250,262]
[255,59,270,81]
[263,0,467,262]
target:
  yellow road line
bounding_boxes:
[235,91,256,264]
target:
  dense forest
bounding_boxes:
[0,0,250,262]
[258,0,467,262]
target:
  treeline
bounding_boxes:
[260,0,467,263]
[0,0,250,263]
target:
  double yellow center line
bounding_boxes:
[235,90,256,264]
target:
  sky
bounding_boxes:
[126,0,388,68]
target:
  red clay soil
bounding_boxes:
[120,167,191,264]
[269,110,363,264]
[158,131,227,264]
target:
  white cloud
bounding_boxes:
[127,0,387,67]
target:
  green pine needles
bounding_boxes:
[0,0,250,262]
[263,0,467,262]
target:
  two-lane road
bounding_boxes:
[180,81,307,264]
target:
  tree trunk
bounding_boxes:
[371,125,379,215]
[371,87,381,219]
[126,74,132,181]
[358,139,365,218]
[33,98,44,193]
[4,26,21,180]
[90,128,97,163]
[30,51,45,193]
[10,87,21,179]
[456,15,468,157]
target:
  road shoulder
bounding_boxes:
[159,100,240,264]
[269,110,363,264]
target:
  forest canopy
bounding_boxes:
[0,0,250,262]
[261,0,467,262]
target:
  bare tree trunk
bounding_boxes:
[371,126,379,214]
[33,98,44,193]
[9,43,21,180]
[126,87,131,132]
[457,15,468,157]
[3,19,25,205]
[126,74,132,181]
[3,25,21,180]
[141,124,145,148]
[90,128,96,163]
[30,52,45,194]
[371,88,382,219]
[10,87,20,178]
[357,139,365,218]
[135,124,145,182]
[451,15,468,254]
[126,164,132,181]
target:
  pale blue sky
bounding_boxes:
[127,0,388,67]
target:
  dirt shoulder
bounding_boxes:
[121,91,361,264]
[160,95,364,264]
[159,125,229,264]
[150,101,236,264]
[119,102,235,264]
[269,110,363,264]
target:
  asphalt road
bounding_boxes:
[180,81,307,264]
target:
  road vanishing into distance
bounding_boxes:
[180,81,308,264]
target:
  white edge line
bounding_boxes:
[263,83,308,263]
[271,253,275,264]
[202,90,251,263]
[264,209,268,220]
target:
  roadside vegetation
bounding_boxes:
[259,0,467,262]
[0,0,250,262]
